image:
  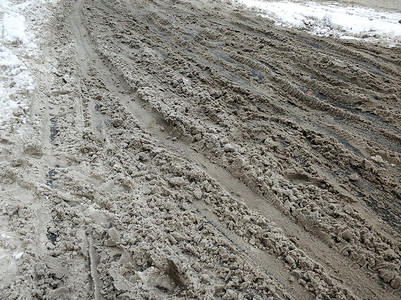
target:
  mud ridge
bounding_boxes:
[1,0,400,299]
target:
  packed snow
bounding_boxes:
[230,0,401,45]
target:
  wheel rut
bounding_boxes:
[62,0,401,299]
[2,0,400,298]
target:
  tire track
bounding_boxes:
[2,0,400,298]
[80,0,401,295]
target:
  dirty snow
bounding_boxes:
[0,1,36,128]
[231,0,401,44]
[1,0,401,298]
[0,1,56,294]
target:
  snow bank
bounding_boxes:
[0,46,33,124]
[0,0,58,129]
[230,0,401,45]
[0,1,35,128]
[3,12,28,44]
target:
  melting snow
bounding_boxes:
[0,1,36,128]
[230,0,401,45]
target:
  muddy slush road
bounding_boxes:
[1,0,401,299]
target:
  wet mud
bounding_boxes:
[0,0,400,299]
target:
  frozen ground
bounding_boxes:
[230,0,401,45]
[0,0,400,299]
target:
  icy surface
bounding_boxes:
[231,0,401,44]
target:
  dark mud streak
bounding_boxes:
[46,169,57,189]
[49,116,58,142]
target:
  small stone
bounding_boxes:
[223,143,236,152]
[168,176,186,186]
[349,173,359,181]
[390,276,401,289]
[285,255,296,268]
[383,248,398,260]
[232,157,244,168]
[291,269,302,278]
[168,235,177,245]
[283,200,291,210]
[193,187,202,200]
[223,289,237,299]
[340,230,354,242]
[142,183,151,195]
[371,155,384,163]
[310,210,319,219]
[379,269,395,283]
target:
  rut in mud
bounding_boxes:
[1,0,400,299]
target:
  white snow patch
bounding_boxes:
[3,12,28,44]
[0,233,11,239]
[0,0,58,129]
[0,45,34,124]
[230,0,401,45]
[0,1,34,127]
[12,251,23,260]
